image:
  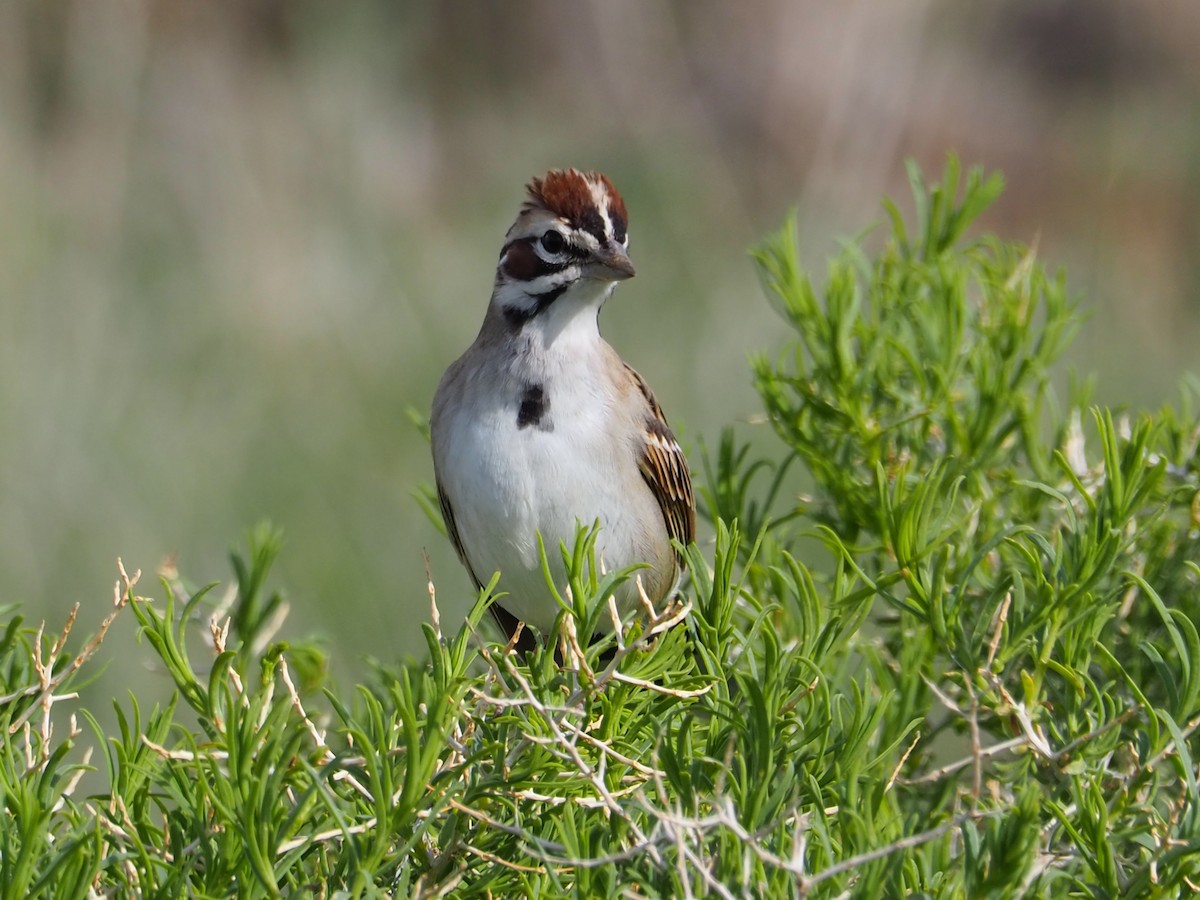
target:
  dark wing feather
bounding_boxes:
[625,364,696,551]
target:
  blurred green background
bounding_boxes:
[2,2,1198,682]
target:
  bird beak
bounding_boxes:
[589,242,636,281]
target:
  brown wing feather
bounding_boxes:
[625,364,696,551]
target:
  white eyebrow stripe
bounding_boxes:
[573,229,601,251]
[588,179,614,242]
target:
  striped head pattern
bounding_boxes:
[493,169,634,328]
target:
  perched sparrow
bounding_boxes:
[430,169,695,651]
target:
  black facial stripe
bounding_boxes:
[540,241,590,264]
[502,284,568,328]
[516,236,590,260]
[533,258,567,279]
[612,215,627,245]
[579,208,606,245]
[500,237,569,282]
[517,383,550,430]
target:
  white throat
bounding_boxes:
[495,277,618,353]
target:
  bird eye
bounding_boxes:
[539,230,566,255]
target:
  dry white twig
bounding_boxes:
[6,560,140,736]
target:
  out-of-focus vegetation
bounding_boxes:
[4,160,1198,897]
[2,1,1198,685]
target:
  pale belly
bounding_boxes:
[437,402,670,634]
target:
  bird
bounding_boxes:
[430,169,695,654]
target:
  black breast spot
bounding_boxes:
[517,383,551,430]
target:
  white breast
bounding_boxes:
[432,322,670,634]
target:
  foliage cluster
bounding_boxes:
[2,160,1199,897]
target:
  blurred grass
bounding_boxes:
[0,0,1197,697]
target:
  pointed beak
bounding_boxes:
[588,241,636,281]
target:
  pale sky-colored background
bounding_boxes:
[2,2,1198,688]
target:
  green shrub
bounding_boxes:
[2,158,1198,897]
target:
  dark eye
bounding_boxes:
[539,230,566,255]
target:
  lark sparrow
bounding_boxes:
[430,169,695,651]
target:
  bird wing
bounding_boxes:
[625,364,696,550]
